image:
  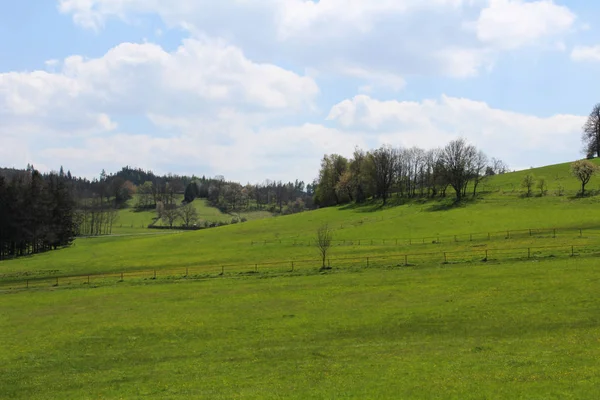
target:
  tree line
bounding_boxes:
[314,138,508,207]
[0,167,76,260]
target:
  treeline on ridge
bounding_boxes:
[314,138,508,207]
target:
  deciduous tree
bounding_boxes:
[571,160,599,196]
[582,103,600,158]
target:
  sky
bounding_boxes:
[1,0,600,184]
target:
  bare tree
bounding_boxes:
[180,202,199,227]
[471,150,489,197]
[315,224,333,269]
[571,160,600,196]
[490,158,509,175]
[582,103,600,158]
[440,138,477,201]
[159,202,181,228]
[537,177,547,197]
[521,174,535,197]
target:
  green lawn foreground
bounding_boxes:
[1,257,600,399]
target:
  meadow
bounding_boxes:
[2,257,600,399]
[2,159,600,399]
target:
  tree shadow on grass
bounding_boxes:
[337,196,481,213]
[338,199,387,213]
[425,198,477,212]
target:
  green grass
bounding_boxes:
[4,159,600,398]
[2,257,600,399]
[4,188,600,281]
[112,196,273,233]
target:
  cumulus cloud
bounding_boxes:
[327,94,585,170]
[0,36,319,179]
[471,0,575,50]
[571,45,600,62]
[58,0,578,83]
[0,0,584,181]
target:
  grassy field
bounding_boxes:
[3,159,600,398]
[2,257,600,399]
[112,197,273,234]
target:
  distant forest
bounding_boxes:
[0,164,316,259]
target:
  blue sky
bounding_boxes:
[1,0,599,183]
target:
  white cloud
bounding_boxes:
[39,123,367,183]
[571,45,600,62]
[57,0,578,83]
[0,36,320,178]
[471,0,575,50]
[0,37,317,132]
[327,94,585,169]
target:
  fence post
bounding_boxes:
[359,240,361,246]
[153,270,156,279]
[572,246,574,257]
[507,230,510,239]
[367,257,369,267]
[404,255,408,266]
[26,279,28,289]
[221,266,224,275]
[121,272,123,281]
[470,234,473,242]
[528,248,530,258]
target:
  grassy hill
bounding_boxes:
[111,196,274,234]
[3,159,600,280]
[3,159,600,398]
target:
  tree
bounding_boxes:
[490,158,509,175]
[158,202,181,228]
[571,160,599,196]
[471,150,488,197]
[184,182,198,203]
[180,202,199,227]
[315,224,333,270]
[537,177,547,197]
[314,154,348,206]
[369,145,397,204]
[136,181,154,209]
[440,138,477,201]
[521,174,535,197]
[582,103,600,158]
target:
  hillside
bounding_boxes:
[111,196,274,234]
[3,159,600,399]
[3,159,600,281]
